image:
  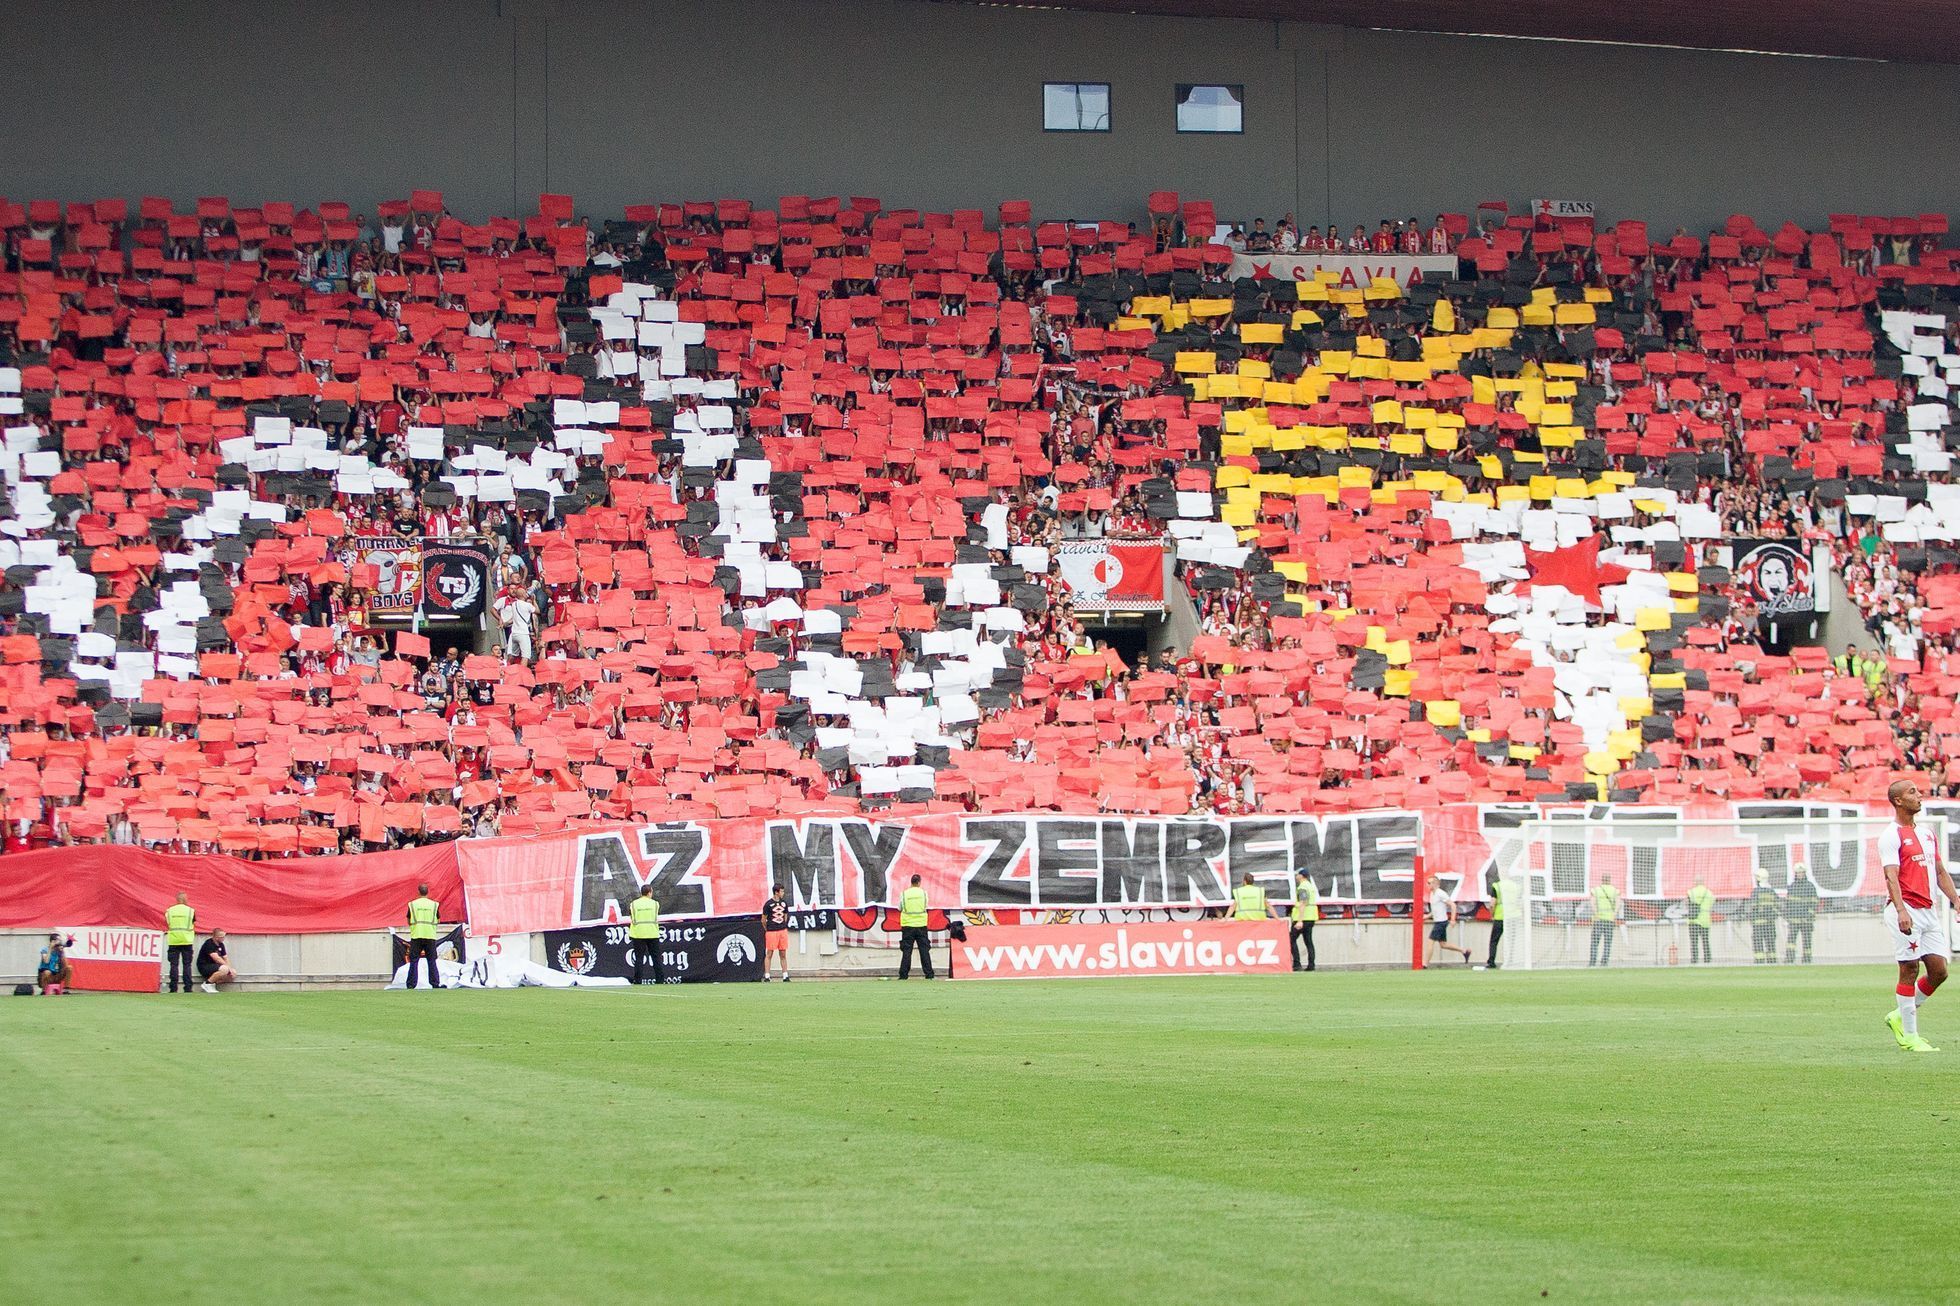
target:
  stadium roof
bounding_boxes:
[948,1,1960,66]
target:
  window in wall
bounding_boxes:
[1043,82,1111,132]
[1175,83,1244,134]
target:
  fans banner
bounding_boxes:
[1228,253,1457,288]
[1054,539,1166,610]
[1730,539,1816,621]
[418,541,492,625]
[952,920,1289,980]
[455,804,1922,935]
[456,811,1424,934]
[543,916,764,983]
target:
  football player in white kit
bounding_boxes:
[1881,779,1960,1052]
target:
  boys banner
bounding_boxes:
[1228,254,1457,288]
[453,802,1915,936]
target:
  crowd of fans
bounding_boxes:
[1219,214,1458,257]
[0,187,1956,857]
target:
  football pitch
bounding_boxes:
[3,968,1954,1305]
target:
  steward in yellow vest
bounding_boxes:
[1588,881,1619,967]
[403,883,445,989]
[1289,872,1319,972]
[898,875,934,979]
[629,886,665,985]
[1232,874,1270,921]
[164,893,197,994]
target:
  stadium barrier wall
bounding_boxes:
[4,919,1448,988]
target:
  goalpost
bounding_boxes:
[1483,815,1951,970]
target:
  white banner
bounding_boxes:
[1228,253,1456,289]
[64,926,162,964]
[1531,199,1595,218]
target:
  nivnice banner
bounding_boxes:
[455,802,1915,936]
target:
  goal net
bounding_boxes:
[1483,815,1951,970]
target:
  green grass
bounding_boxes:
[3,969,1956,1304]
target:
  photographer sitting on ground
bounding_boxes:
[37,933,73,994]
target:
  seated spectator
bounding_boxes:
[37,933,72,994]
[196,930,237,993]
[1244,218,1273,252]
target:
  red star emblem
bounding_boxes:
[1250,262,1275,281]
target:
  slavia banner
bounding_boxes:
[1228,254,1457,288]
[1054,538,1166,611]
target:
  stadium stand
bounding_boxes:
[1,190,1957,855]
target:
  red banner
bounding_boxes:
[952,920,1289,979]
[0,842,462,934]
[458,803,1921,936]
[455,811,1421,935]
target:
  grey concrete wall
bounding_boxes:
[1,1,1956,239]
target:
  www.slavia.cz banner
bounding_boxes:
[951,921,1290,980]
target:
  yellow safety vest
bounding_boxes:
[1688,885,1714,928]
[1591,884,1619,923]
[1490,882,1507,923]
[1233,883,1268,921]
[407,896,440,940]
[629,895,661,940]
[899,886,929,928]
[164,903,195,947]
[1290,880,1319,922]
